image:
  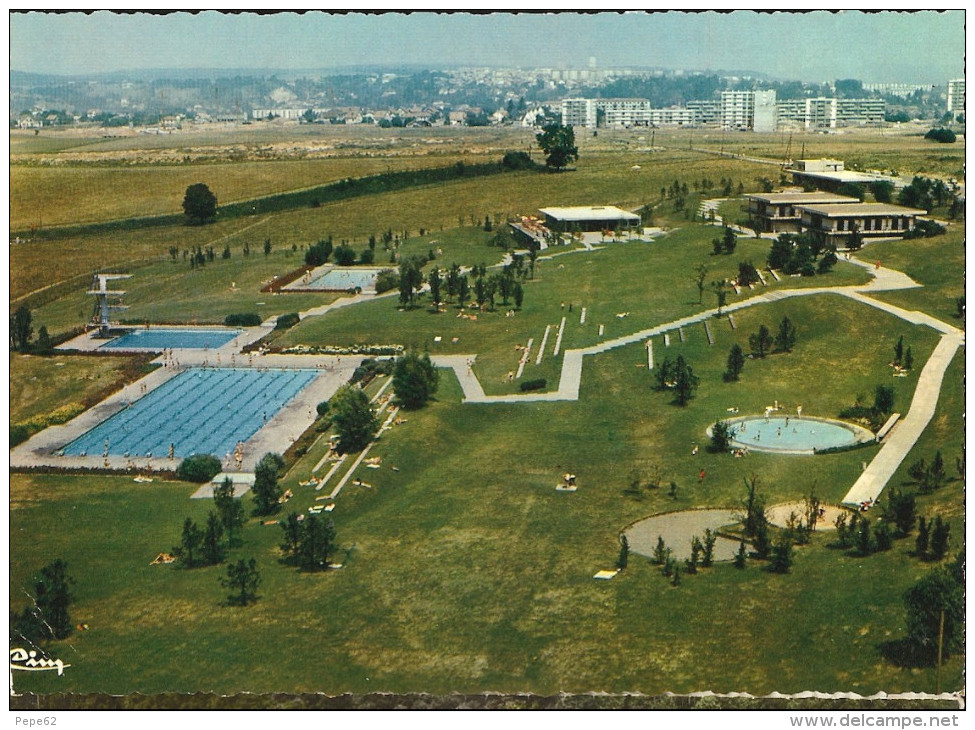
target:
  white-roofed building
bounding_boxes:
[538,205,640,232]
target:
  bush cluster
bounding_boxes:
[176,454,223,483]
[274,312,301,330]
[224,313,262,327]
[519,378,547,392]
[10,403,86,446]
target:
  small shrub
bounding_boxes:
[224,313,262,327]
[519,378,547,392]
[176,454,223,483]
[10,423,30,447]
[46,403,85,425]
[374,269,399,294]
[274,312,301,330]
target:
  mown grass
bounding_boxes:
[277,226,871,395]
[9,127,964,698]
[9,295,958,696]
[30,249,341,335]
[862,224,966,326]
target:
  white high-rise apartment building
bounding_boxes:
[947,79,965,116]
[720,90,776,132]
[561,98,597,128]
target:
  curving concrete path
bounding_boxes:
[431,252,963,509]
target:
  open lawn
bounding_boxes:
[10,156,479,230]
[863,224,966,326]
[9,126,964,700]
[277,227,871,395]
[9,353,149,423]
[31,249,341,335]
[9,295,959,695]
[10,147,774,302]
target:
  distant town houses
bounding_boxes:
[8,66,962,132]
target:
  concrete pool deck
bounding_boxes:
[10,353,363,473]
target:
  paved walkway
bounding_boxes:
[430,251,962,508]
[17,232,962,511]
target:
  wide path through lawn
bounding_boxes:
[430,253,963,509]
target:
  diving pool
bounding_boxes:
[101,328,242,350]
[60,367,318,459]
[721,415,873,454]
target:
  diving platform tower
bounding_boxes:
[88,273,131,337]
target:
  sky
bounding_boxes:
[8,10,966,84]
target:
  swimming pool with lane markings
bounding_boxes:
[61,368,319,459]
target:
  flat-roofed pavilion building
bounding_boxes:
[796,203,927,245]
[538,205,640,233]
[747,191,860,233]
[787,159,898,193]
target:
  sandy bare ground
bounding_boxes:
[625,509,741,562]
[766,501,850,531]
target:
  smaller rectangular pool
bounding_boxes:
[304,266,385,292]
[101,328,243,350]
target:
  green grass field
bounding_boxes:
[9,353,145,423]
[9,127,964,699]
[9,296,960,695]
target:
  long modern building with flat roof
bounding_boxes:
[746,191,860,233]
[787,159,898,193]
[796,203,927,244]
[538,205,640,232]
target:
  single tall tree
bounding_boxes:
[252,453,283,516]
[213,477,245,547]
[672,355,699,406]
[32,558,74,640]
[175,517,203,567]
[11,305,33,352]
[298,515,337,572]
[903,563,964,661]
[393,350,440,409]
[774,317,797,353]
[222,558,261,606]
[535,123,579,171]
[182,183,217,224]
[725,343,746,381]
[694,264,708,304]
[749,324,773,358]
[330,385,379,454]
[202,511,225,565]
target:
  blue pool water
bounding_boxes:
[727,415,865,453]
[306,267,382,291]
[61,368,318,459]
[101,328,242,350]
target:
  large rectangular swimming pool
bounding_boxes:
[100,328,243,350]
[61,367,318,459]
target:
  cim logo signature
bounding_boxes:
[9,648,70,676]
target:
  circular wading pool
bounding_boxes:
[712,415,873,455]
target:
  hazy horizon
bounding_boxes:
[10,10,965,84]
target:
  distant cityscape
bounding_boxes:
[10,64,963,133]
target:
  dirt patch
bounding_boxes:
[625,509,740,562]
[766,501,849,531]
